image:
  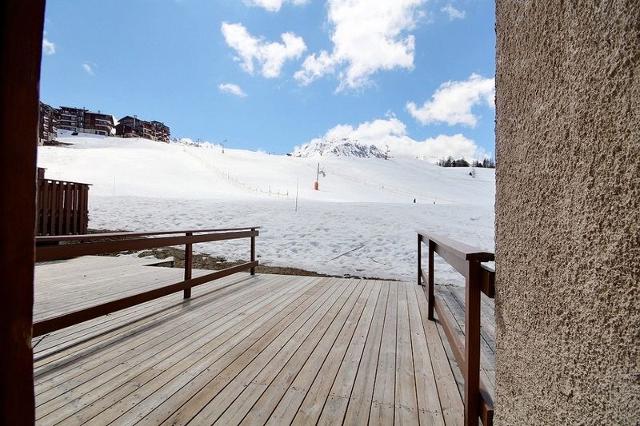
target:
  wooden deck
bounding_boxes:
[33,256,495,425]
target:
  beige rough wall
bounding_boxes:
[495,1,640,424]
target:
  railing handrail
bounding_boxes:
[36,227,261,244]
[36,229,259,262]
[33,227,259,337]
[418,230,494,261]
[418,230,495,296]
[417,231,495,426]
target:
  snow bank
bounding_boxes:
[38,135,495,280]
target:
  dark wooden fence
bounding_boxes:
[417,231,495,426]
[33,227,259,337]
[36,169,90,236]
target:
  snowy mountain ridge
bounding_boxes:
[292,137,388,159]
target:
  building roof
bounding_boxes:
[59,106,87,112]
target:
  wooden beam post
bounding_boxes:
[428,240,435,320]
[250,228,256,275]
[0,0,45,423]
[417,233,422,286]
[183,232,193,298]
[464,260,482,426]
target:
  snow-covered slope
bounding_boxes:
[37,134,495,280]
[38,134,494,205]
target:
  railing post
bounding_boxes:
[183,232,193,299]
[417,233,422,286]
[250,228,256,275]
[428,240,435,320]
[464,259,482,426]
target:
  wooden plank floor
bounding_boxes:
[33,256,492,425]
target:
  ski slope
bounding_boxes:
[38,134,495,281]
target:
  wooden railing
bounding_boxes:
[33,227,259,337]
[417,231,495,426]
[36,175,90,236]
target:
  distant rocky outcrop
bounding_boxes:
[292,137,389,159]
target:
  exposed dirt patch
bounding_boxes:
[44,139,74,147]
[135,246,393,280]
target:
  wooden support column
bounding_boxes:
[417,233,422,286]
[464,260,482,426]
[428,240,435,320]
[183,232,193,298]
[250,228,256,275]
[0,0,45,423]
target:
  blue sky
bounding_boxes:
[41,0,495,158]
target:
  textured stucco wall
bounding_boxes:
[495,1,639,424]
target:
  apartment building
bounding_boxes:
[57,106,85,133]
[55,106,114,136]
[116,116,170,142]
[150,121,170,143]
[39,104,169,142]
[38,102,58,144]
[84,111,115,136]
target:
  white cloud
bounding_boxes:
[300,117,484,161]
[221,22,306,78]
[42,37,56,55]
[82,63,95,76]
[294,0,425,91]
[244,0,309,12]
[441,4,466,20]
[406,74,494,127]
[218,83,247,97]
[295,51,337,85]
